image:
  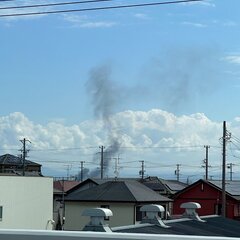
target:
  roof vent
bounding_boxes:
[82,208,113,232]
[140,204,169,228]
[180,202,205,222]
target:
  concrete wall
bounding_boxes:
[0,176,53,230]
[64,202,135,230]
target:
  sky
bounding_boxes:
[1,0,240,182]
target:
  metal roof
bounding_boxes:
[173,179,240,201]
[209,180,240,197]
[65,180,172,203]
[1,228,238,240]
[113,215,240,238]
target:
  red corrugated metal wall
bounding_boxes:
[173,181,238,219]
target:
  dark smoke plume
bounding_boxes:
[86,65,122,178]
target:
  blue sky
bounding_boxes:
[1,0,240,181]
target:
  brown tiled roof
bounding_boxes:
[54,180,80,192]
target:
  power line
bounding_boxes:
[0,0,203,18]
[121,145,204,149]
[30,146,97,151]
[0,0,111,10]
[231,135,240,145]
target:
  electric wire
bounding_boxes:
[231,134,240,144]
[0,0,203,18]
[0,0,112,10]
[230,141,240,151]
[229,142,240,159]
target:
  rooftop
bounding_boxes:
[66,180,172,202]
[114,215,240,238]
[0,154,41,166]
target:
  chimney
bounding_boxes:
[82,208,113,232]
[180,202,205,222]
[140,204,169,228]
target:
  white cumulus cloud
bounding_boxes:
[0,110,236,181]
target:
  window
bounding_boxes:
[0,206,2,221]
[100,205,110,220]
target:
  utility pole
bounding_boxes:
[222,121,227,218]
[99,146,105,179]
[175,164,180,181]
[221,121,231,218]
[227,163,234,181]
[61,177,65,230]
[113,155,121,179]
[65,164,72,179]
[20,138,31,176]
[80,161,85,182]
[203,145,210,180]
[139,160,145,180]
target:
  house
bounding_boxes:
[64,180,172,230]
[172,179,240,219]
[0,154,42,176]
[0,175,53,230]
[66,177,187,198]
[141,176,188,197]
[53,179,80,229]
[0,202,240,239]
[54,179,80,193]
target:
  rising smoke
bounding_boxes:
[85,64,122,178]
[123,47,223,114]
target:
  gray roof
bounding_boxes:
[66,180,172,203]
[142,177,187,194]
[162,179,188,192]
[173,179,240,201]
[0,154,41,166]
[113,215,240,237]
[141,177,166,192]
[209,180,240,197]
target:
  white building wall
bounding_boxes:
[64,202,135,230]
[0,176,53,230]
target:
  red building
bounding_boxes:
[173,179,240,220]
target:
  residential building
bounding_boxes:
[64,180,172,230]
[66,177,187,198]
[141,176,188,197]
[0,154,42,176]
[172,179,240,219]
[53,179,80,229]
[0,202,240,239]
[0,175,53,230]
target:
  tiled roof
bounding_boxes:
[66,180,172,203]
[0,154,41,166]
[54,180,80,192]
[161,179,188,192]
[142,177,187,193]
